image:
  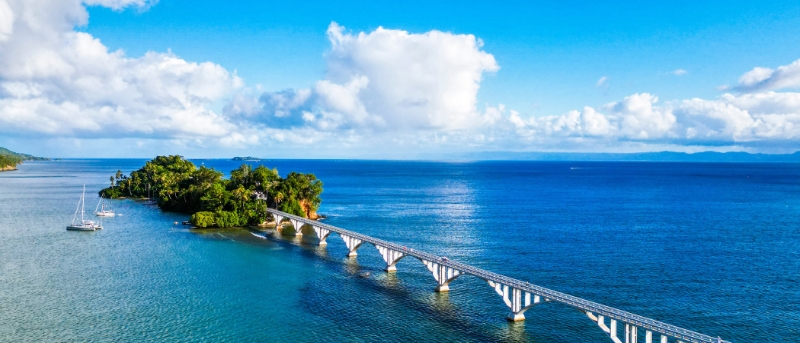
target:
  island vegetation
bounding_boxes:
[0,147,49,171]
[99,155,323,228]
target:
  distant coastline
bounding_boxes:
[457,151,800,163]
[0,147,49,172]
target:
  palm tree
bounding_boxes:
[273,192,285,210]
[232,186,250,212]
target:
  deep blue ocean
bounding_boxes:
[1,159,798,342]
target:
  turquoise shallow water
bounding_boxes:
[1,159,798,342]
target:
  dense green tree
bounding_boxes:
[272,172,323,217]
[101,156,323,228]
[200,182,228,212]
[191,211,216,228]
[0,155,22,169]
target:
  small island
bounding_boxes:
[0,147,49,171]
[232,156,262,161]
[100,155,323,228]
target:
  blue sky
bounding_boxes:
[1,0,800,157]
[84,0,800,114]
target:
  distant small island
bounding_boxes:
[100,155,323,228]
[232,156,263,161]
[0,147,49,171]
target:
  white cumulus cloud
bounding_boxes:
[737,58,800,93]
[230,22,499,133]
[610,93,676,139]
[507,93,673,141]
[0,0,14,42]
[83,0,157,11]
[0,0,243,142]
[676,92,800,141]
[504,85,800,150]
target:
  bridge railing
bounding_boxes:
[264,208,729,343]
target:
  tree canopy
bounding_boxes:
[100,156,323,228]
[0,154,22,169]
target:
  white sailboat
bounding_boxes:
[95,198,115,217]
[67,185,103,231]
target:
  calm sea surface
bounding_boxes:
[1,159,798,342]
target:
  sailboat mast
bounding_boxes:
[72,190,82,224]
[80,185,85,222]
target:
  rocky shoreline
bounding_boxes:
[0,165,18,172]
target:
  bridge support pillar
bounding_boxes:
[587,312,624,343]
[422,260,461,292]
[313,226,331,246]
[289,219,304,236]
[340,234,363,258]
[376,246,406,272]
[507,312,526,322]
[272,214,284,232]
[610,319,622,343]
[487,281,544,321]
[625,323,637,343]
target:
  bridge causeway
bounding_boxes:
[266,208,730,343]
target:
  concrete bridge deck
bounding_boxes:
[265,208,730,343]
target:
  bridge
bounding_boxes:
[266,208,730,343]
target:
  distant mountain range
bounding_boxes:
[457,151,800,162]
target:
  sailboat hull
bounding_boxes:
[66,225,99,231]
